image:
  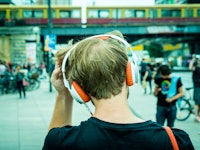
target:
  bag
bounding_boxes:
[142,80,147,88]
[163,126,179,150]
[22,78,29,86]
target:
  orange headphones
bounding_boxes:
[61,34,139,104]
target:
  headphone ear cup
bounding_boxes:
[71,82,90,103]
[126,62,134,86]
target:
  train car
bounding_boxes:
[0,4,200,26]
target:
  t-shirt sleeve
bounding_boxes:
[172,129,194,150]
[42,128,61,150]
[42,126,78,150]
[177,77,183,89]
[42,125,78,150]
[154,77,160,86]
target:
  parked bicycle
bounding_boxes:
[176,87,194,121]
[0,71,41,95]
[25,72,40,91]
[0,71,17,95]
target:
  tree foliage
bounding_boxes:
[144,42,164,58]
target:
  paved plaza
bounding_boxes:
[0,72,199,150]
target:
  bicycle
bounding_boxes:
[176,87,194,121]
[0,72,17,95]
[25,73,41,91]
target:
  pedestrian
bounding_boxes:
[42,31,194,150]
[0,60,9,94]
[0,60,6,78]
[15,65,26,99]
[140,58,147,82]
[189,54,200,122]
[39,62,47,79]
[142,63,153,94]
[153,65,184,127]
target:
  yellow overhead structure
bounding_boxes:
[131,43,188,51]
[163,43,189,51]
[131,44,144,51]
[163,43,181,51]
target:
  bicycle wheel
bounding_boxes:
[176,98,192,121]
[32,80,40,90]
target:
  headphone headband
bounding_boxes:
[61,34,130,73]
[61,34,138,103]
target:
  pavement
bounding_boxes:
[0,72,199,150]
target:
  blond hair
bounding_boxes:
[56,30,128,99]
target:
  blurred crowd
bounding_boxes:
[0,60,47,96]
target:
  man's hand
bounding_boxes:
[51,61,68,94]
[165,98,172,103]
[153,87,161,96]
[48,62,73,131]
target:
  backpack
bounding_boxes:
[167,76,180,98]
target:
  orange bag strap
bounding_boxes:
[163,126,179,150]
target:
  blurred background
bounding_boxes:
[0,0,200,73]
[0,0,200,150]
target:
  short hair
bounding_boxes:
[56,31,128,99]
[158,65,171,76]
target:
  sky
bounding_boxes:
[12,0,155,6]
[76,0,155,6]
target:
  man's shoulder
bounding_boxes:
[171,128,194,149]
[43,121,194,150]
[172,128,190,137]
[154,77,163,83]
[171,75,181,80]
[171,75,182,85]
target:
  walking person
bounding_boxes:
[39,62,47,79]
[142,63,153,94]
[153,65,184,127]
[15,65,26,99]
[42,31,193,150]
[189,54,200,122]
[140,58,147,82]
[0,60,6,77]
[0,60,9,94]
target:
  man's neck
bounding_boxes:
[161,74,171,79]
[92,90,144,124]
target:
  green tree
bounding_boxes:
[145,42,164,58]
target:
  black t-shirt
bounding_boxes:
[192,66,200,87]
[42,117,193,150]
[140,62,147,75]
[154,77,182,107]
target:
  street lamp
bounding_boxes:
[47,0,53,92]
